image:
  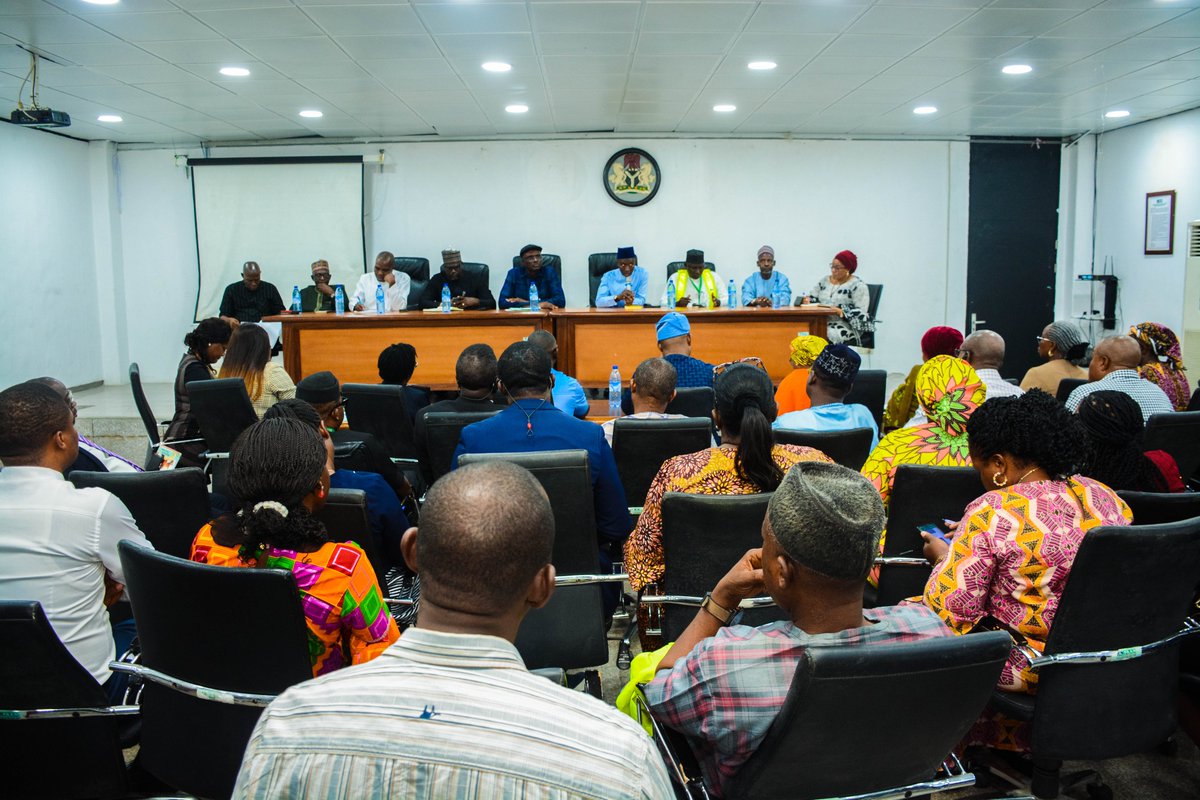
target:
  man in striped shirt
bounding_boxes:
[233,461,672,800]
[644,462,954,797]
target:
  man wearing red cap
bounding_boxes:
[800,250,871,345]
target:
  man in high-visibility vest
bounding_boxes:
[662,249,725,308]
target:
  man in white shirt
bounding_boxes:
[350,250,410,312]
[1066,335,1174,422]
[0,381,150,696]
[603,356,688,447]
[234,461,672,800]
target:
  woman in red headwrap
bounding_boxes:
[882,326,964,433]
[800,250,871,345]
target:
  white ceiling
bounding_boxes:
[1,0,1198,145]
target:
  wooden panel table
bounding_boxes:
[266,310,551,389]
[553,307,830,387]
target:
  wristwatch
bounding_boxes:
[701,592,736,625]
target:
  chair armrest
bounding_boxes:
[639,594,777,610]
[201,451,230,460]
[632,688,711,799]
[108,662,275,707]
[384,597,416,608]
[531,667,567,685]
[628,506,644,516]
[390,458,419,466]
[873,556,932,567]
[0,704,140,720]
[555,573,628,587]
[1028,617,1200,670]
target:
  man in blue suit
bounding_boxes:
[454,341,630,610]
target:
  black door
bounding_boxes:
[966,140,1061,381]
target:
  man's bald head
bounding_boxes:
[414,462,554,613]
[1090,335,1142,381]
[960,330,1005,371]
[241,261,262,290]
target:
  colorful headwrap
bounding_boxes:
[920,326,964,359]
[1129,322,1184,371]
[789,334,828,368]
[834,250,858,273]
[915,355,986,440]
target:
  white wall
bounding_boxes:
[116,138,970,382]
[0,123,102,388]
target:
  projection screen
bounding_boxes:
[190,156,365,320]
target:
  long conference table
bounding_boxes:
[265,307,830,391]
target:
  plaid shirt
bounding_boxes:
[644,605,953,796]
[663,353,715,389]
[1065,369,1173,422]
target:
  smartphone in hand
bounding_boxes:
[917,523,951,546]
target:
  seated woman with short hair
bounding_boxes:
[190,418,399,677]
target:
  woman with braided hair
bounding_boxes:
[190,418,398,677]
[1019,319,1089,394]
[1077,390,1184,493]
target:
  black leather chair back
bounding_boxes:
[421,411,501,484]
[612,417,712,508]
[342,383,417,459]
[666,260,716,278]
[661,492,782,640]
[876,464,982,608]
[129,361,161,450]
[665,386,714,418]
[857,283,884,348]
[332,437,373,473]
[119,541,312,800]
[456,450,607,670]
[772,427,874,471]
[724,632,1011,800]
[315,487,390,587]
[1056,378,1088,402]
[588,252,618,307]
[844,369,886,429]
[1117,489,1200,526]
[511,254,561,275]
[0,601,130,799]
[1144,410,1200,481]
[69,468,211,560]
[394,256,430,310]
[185,377,258,453]
[1029,520,1200,759]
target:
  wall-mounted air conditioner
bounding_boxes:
[1184,221,1200,379]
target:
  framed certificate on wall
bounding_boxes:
[1144,190,1176,255]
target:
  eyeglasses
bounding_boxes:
[713,356,765,376]
[1035,336,1051,343]
[954,348,971,359]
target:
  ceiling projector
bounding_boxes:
[9,107,70,127]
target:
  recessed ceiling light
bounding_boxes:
[482,62,512,73]
[219,66,250,77]
[299,109,323,118]
[82,0,120,5]
[1002,64,1033,75]
[505,104,529,113]
[97,114,122,122]
[913,105,938,115]
[713,104,737,112]
[1105,109,1131,119]
[747,61,777,71]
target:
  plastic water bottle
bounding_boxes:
[291,285,301,313]
[529,282,539,311]
[771,286,781,309]
[623,277,633,306]
[727,279,737,309]
[334,286,345,315]
[375,283,385,314]
[666,281,676,308]
[608,365,622,418]
[440,284,452,313]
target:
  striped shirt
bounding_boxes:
[233,628,674,800]
[1065,369,1174,422]
[644,606,953,796]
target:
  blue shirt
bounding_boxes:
[551,368,589,419]
[664,353,715,389]
[773,403,879,450]
[498,266,566,309]
[453,399,630,549]
[741,272,792,305]
[329,469,410,566]
[595,267,649,307]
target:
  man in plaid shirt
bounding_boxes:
[644,461,954,796]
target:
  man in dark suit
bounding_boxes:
[419,249,496,310]
[299,260,346,313]
[219,261,285,324]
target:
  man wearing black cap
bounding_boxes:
[772,343,879,449]
[641,462,952,796]
[499,244,566,310]
[662,249,724,308]
[595,246,648,307]
[418,249,496,310]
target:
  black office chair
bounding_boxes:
[853,283,884,348]
[875,464,982,608]
[666,386,714,418]
[657,492,780,643]
[117,541,313,800]
[342,383,419,461]
[394,256,430,310]
[1144,410,1200,483]
[714,633,1011,800]
[985,520,1200,799]
[1117,489,1200,526]
[69,468,211,560]
[129,361,167,468]
[313,487,391,587]
[419,411,500,485]
[588,252,618,307]
[457,450,615,697]
[612,417,712,510]
[0,601,140,800]
[1056,378,1088,403]
[666,260,716,278]
[772,427,874,471]
[186,377,258,456]
[461,261,490,288]
[844,369,886,430]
